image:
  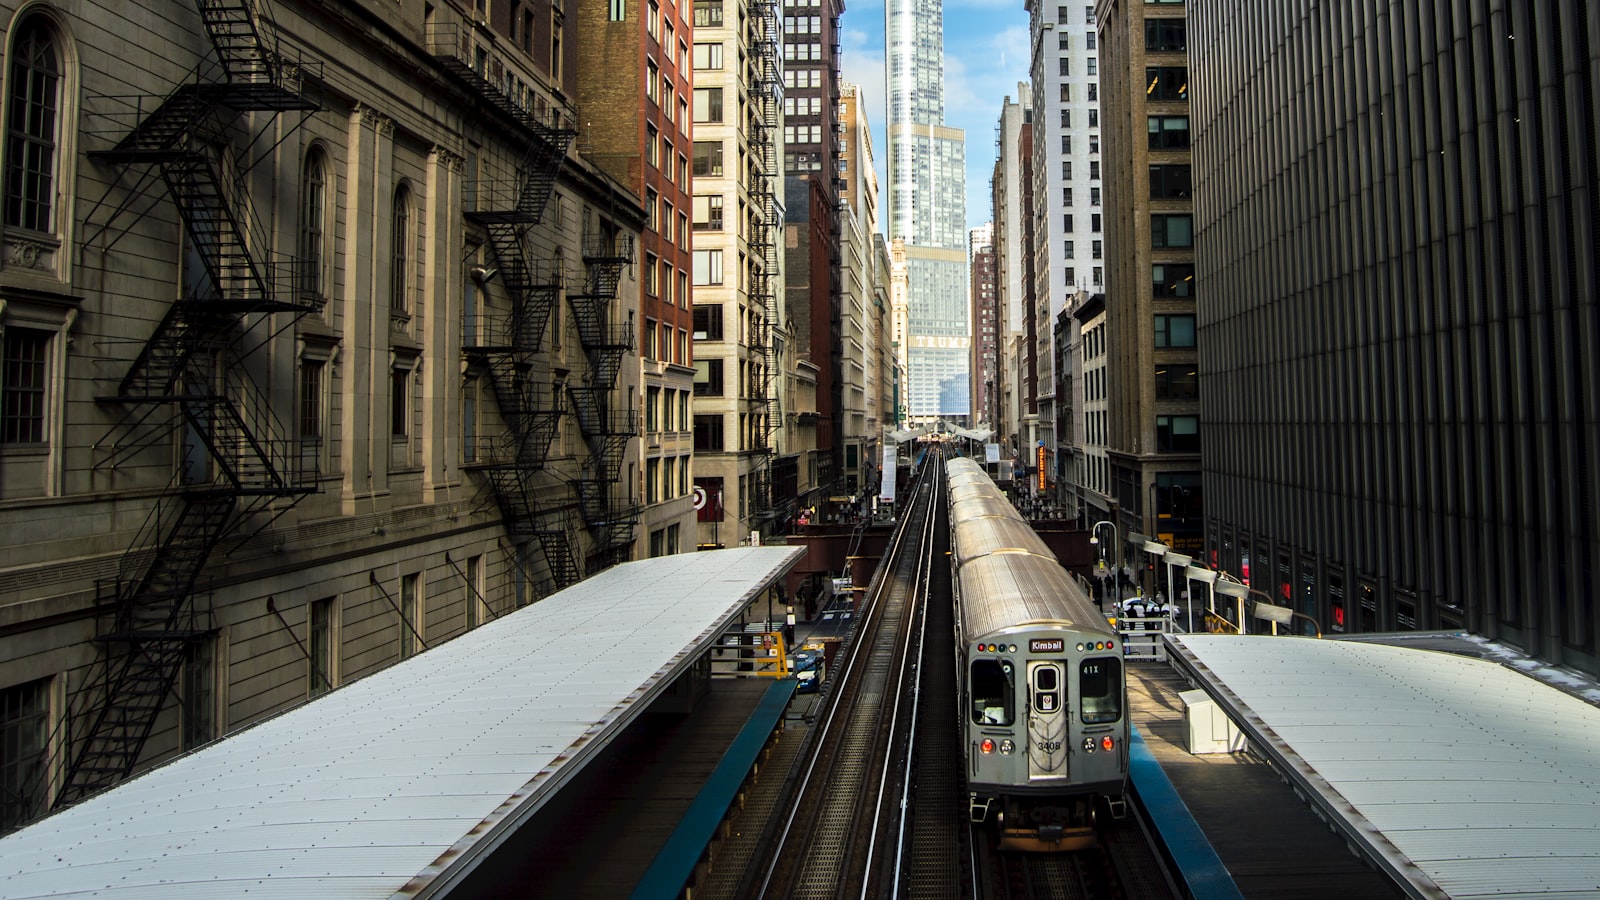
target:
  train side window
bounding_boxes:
[1079,658,1122,724]
[970,659,1014,726]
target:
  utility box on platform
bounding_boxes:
[1180,689,1244,754]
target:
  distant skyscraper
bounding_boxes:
[886,0,969,422]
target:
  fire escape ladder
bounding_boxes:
[56,0,325,813]
[533,524,584,591]
[744,0,783,522]
[428,22,576,225]
[112,301,233,400]
[55,492,236,806]
[573,478,639,572]
[465,224,561,354]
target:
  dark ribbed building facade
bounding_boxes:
[1191,0,1599,674]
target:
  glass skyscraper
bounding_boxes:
[886,0,969,420]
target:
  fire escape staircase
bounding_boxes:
[59,0,320,809]
[439,21,585,591]
[566,235,639,572]
[746,0,784,523]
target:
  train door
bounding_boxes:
[1026,661,1068,779]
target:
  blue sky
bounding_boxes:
[837,0,1032,233]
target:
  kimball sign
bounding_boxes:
[1037,446,1046,491]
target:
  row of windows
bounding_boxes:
[1057,56,1098,77]
[643,453,692,504]
[693,411,767,454]
[1062,132,1100,153]
[1058,30,1097,51]
[641,316,692,365]
[1061,212,1104,232]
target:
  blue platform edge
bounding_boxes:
[630,677,799,900]
[1128,723,1244,900]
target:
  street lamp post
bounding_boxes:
[1088,519,1119,610]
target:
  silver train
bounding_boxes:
[947,457,1128,850]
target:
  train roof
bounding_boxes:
[940,486,1017,515]
[957,552,1112,641]
[0,548,805,899]
[951,516,1055,569]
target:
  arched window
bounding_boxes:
[390,184,411,317]
[298,149,327,298]
[5,17,61,233]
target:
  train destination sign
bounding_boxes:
[1030,638,1065,653]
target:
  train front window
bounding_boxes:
[1079,658,1122,724]
[970,659,1015,726]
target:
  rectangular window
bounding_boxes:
[694,357,725,396]
[2,328,49,444]
[969,659,1014,725]
[399,573,421,660]
[1089,160,1100,180]
[465,555,483,629]
[1154,364,1200,400]
[693,0,721,26]
[1145,17,1186,52]
[1086,57,1097,76]
[391,366,410,437]
[1,678,49,831]
[1150,164,1192,199]
[693,141,724,177]
[1155,414,1200,453]
[1152,263,1196,297]
[1148,115,1190,150]
[1151,214,1194,248]
[694,414,725,451]
[646,62,659,103]
[309,598,334,696]
[693,42,724,69]
[644,251,660,297]
[693,304,723,340]
[1079,658,1121,724]
[1146,66,1189,101]
[1154,314,1197,348]
[693,248,724,285]
[1058,57,1069,77]
[182,638,217,750]
[647,457,660,504]
[693,87,723,122]
[693,194,723,230]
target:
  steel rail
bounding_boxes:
[753,457,937,897]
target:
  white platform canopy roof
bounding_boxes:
[1169,635,1600,899]
[0,547,804,899]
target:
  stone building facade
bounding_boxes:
[0,0,643,831]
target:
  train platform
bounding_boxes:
[1128,660,1405,899]
[0,547,804,899]
[1133,632,1600,899]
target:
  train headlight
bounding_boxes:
[1102,736,1115,752]
[980,738,996,754]
[1000,739,1015,755]
[1082,737,1096,753]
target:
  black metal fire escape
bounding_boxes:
[431,22,586,591]
[567,233,639,573]
[746,0,783,524]
[61,0,321,807]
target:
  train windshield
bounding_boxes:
[970,659,1015,726]
[1079,657,1122,724]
